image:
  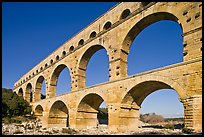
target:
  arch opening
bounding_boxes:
[18,88,23,97]
[25,83,32,103]
[69,46,74,52]
[35,76,46,101]
[48,100,69,127]
[49,64,71,97]
[35,105,43,117]
[119,81,184,131]
[76,93,108,129]
[120,9,131,20]
[78,45,109,88]
[124,13,183,76]
[90,31,97,39]
[103,21,112,30]
[78,39,84,46]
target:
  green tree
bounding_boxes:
[2,88,32,118]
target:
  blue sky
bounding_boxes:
[2,2,184,118]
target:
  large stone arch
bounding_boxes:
[48,64,72,98]
[118,76,185,132]
[120,12,184,77]
[122,12,183,54]
[35,75,47,101]
[76,44,109,89]
[76,93,107,129]
[25,83,33,103]
[48,100,69,128]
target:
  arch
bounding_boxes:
[56,55,59,61]
[34,105,44,116]
[25,83,32,103]
[48,100,69,127]
[78,39,84,46]
[69,46,74,52]
[62,51,66,56]
[90,31,97,38]
[122,12,183,54]
[48,64,71,98]
[120,9,131,20]
[35,75,47,101]
[77,45,109,88]
[50,59,53,64]
[103,21,112,30]
[76,93,107,129]
[119,79,185,131]
[18,88,23,97]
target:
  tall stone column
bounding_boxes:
[109,48,128,81]
[107,103,121,132]
[33,88,41,102]
[182,95,202,132]
[42,112,49,128]
[118,103,140,132]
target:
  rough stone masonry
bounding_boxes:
[13,2,202,132]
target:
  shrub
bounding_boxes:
[2,88,32,118]
[164,124,175,130]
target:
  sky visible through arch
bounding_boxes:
[2,2,184,118]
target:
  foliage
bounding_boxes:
[2,88,32,118]
[163,124,175,130]
[140,113,164,124]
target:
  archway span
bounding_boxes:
[77,45,109,88]
[18,88,23,97]
[48,64,71,98]
[48,100,69,127]
[25,83,32,103]
[35,76,46,101]
[76,93,108,129]
[119,80,184,131]
[122,12,183,56]
[34,105,43,116]
[127,20,183,75]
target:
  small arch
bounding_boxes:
[62,51,66,56]
[45,63,48,68]
[103,21,112,30]
[78,39,84,46]
[34,105,43,116]
[35,76,46,101]
[18,88,23,97]
[49,100,69,127]
[90,31,97,38]
[120,9,131,20]
[56,55,59,61]
[25,83,33,103]
[33,72,35,76]
[40,67,43,71]
[69,46,74,52]
[50,59,53,64]
[36,70,38,73]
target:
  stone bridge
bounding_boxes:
[13,2,202,132]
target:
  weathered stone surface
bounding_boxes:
[12,2,202,133]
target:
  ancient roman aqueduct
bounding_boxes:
[13,2,202,132]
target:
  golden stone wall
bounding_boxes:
[13,2,202,132]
